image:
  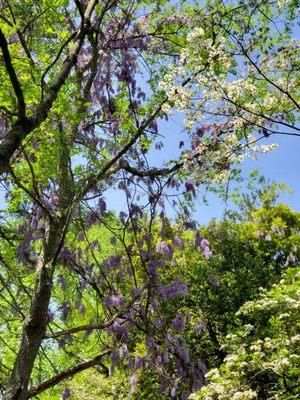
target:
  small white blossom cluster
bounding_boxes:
[190,267,300,400]
[159,67,194,114]
[191,362,258,400]
[181,128,275,186]
[238,272,300,315]
[160,25,232,128]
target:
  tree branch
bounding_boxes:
[45,320,113,340]
[120,159,182,177]
[45,291,142,339]
[0,28,26,118]
[237,38,300,111]
[27,350,111,398]
[74,0,85,20]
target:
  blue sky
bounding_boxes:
[105,109,300,225]
[194,134,300,223]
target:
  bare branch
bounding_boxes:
[120,159,182,177]
[74,0,85,21]
[45,319,113,340]
[27,350,111,398]
[40,30,78,96]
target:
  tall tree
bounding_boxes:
[0,0,299,399]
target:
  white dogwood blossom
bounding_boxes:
[159,3,299,187]
[190,268,300,400]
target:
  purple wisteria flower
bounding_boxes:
[171,380,179,397]
[103,294,126,309]
[109,255,122,268]
[46,311,54,322]
[265,233,272,241]
[109,320,129,343]
[195,321,206,334]
[129,372,138,394]
[77,232,85,241]
[182,391,190,400]
[61,387,71,400]
[195,234,213,259]
[183,220,197,230]
[201,239,213,259]
[156,241,171,257]
[110,236,117,245]
[148,260,159,280]
[109,349,118,376]
[203,246,213,260]
[60,302,71,321]
[48,195,59,208]
[76,301,86,314]
[209,273,220,288]
[86,213,98,227]
[185,181,196,198]
[135,356,146,369]
[58,275,67,292]
[173,236,184,248]
[119,211,127,222]
[200,239,209,249]
[159,279,188,301]
[195,232,202,246]
[30,217,39,231]
[98,198,107,214]
[119,343,128,360]
[172,315,185,331]
[17,245,28,264]
[198,360,208,376]
[60,248,76,269]
[179,344,190,364]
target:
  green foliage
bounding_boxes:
[0,0,299,397]
[57,369,130,400]
[67,199,300,399]
[192,267,300,400]
[161,202,300,371]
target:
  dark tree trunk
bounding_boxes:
[3,221,64,400]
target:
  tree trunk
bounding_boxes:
[3,221,64,400]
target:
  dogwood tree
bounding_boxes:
[191,267,300,400]
[0,0,299,399]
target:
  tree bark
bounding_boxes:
[3,221,64,400]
